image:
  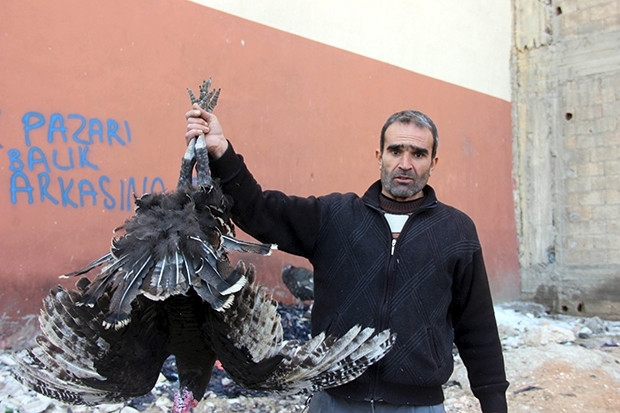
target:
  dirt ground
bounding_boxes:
[444,341,620,413]
[161,305,620,413]
[1,303,619,412]
[186,341,620,413]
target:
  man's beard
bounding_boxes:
[381,167,430,200]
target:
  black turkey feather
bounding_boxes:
[11,79,396,412]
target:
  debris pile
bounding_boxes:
[1,302,619,413]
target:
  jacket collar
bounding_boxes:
[362,181,438,211]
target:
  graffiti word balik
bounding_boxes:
[6,111,165,211]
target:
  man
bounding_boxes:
[185,107,509,412]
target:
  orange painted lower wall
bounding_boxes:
[0,0,519,318]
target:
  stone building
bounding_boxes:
[513,0,620,318]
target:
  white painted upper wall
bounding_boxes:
[189,0,512,101]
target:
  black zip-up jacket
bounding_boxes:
[210,143,508,412]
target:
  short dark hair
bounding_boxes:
[380,110,439,158]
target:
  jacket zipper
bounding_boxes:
[365,199,438,401]
[370,218,399,400]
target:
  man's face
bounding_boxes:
[376,122,438,201]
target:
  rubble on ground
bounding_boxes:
[1,302,619,412]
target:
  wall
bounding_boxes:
[513,0,620,318]
[0,0,517,319]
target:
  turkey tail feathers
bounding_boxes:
[67,239,248,328]
[12,287,116,405]
[262,326,396,394]
[291,327,396,393]
[222,234,274,256]
[61,253,113,279]
[12,285,170,405]
[209,274,396,394]
[103,253,154,329]
[57,225,259,328]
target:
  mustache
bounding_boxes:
[391,169,416,179]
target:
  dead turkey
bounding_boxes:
[12,80,396,412]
